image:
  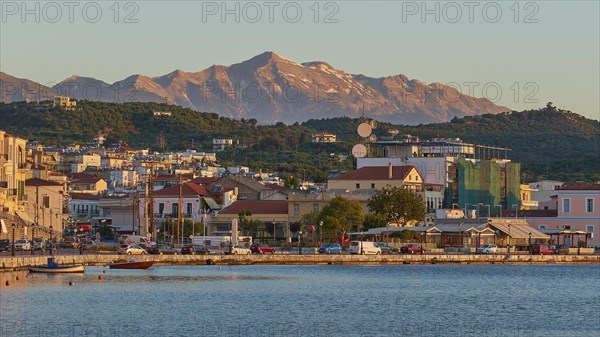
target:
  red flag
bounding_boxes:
[342,234,350,243]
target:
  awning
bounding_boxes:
[0,219,7,234]
[78,223,91,231]
[203,197,220,210]
[490,223,549,239]
[16,211,35,226]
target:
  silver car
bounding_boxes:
[477,244,498,254]
[230,244,251,255]
[117,244,146,255]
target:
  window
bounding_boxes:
[356,183,360,189]
[371,183,375,189]
[586,225,594,239]
[158,203,164,215]
[186,203,193,216]
[586,198,594,213]
[539,225,547,230]
[293,203,300,216]
[312,203,319,212]
[563,199,570,213]
[43,196,50,208]
[172,204,178,217]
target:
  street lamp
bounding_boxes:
[477,203,484,218]
[507,224,511,253]
[272,221,276,244]
[31,224,36,256]
[513,204,518,218]
[464,204,470,219]
[49,225,53,256]
[386,222,390,244]
[528,232,532,254]
[420,231,424,255]
[485,204,491,220]
[319,221,323,245]
[458,223,463,248]
[11,223,16,257]
[298,230,303,255]
[497,205,503,218]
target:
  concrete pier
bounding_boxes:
[1,253,599,271]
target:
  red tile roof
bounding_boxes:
[330,166,419,181]
[219,200,288,215]
[69,193,101,201]
[263,183,287,193]
[25,178,63,186]
[191,177,218,185]
[153,183,210,197]
[71,173,102,183]
[558,182,600,190]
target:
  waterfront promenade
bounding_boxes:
[1,253,599,271]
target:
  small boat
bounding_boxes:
[108,259,154,269]
[29,258,85,273]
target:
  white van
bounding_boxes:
[123,235,152,246]
[349,241,381,255]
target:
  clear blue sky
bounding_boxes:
[1,1,598,119]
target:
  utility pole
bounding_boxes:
[132,193,138,235]
[148,163,155,243]
[177,174,183,245]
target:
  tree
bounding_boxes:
[284,175,299,189]
[362,213,388,230]
[367,186,427,226]
[238,210,261,236]
[319,196,363,242]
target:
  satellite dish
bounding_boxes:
[357,123,372,138]
[369,120,378,129]
[351,144,367,158]
[368,134,377,143]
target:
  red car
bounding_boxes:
[400,244,424,254]
[250,243,275,254]
[530,244,553,255]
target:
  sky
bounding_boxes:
[1,0,599,120]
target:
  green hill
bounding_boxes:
[1,101,598,182]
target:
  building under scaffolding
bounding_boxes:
[357,137,519,213]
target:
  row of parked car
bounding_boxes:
[116,242,271,255]
[317,242,427,255]
[475,243,574,255]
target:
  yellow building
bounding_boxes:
[211,200,289,238]
[0,130,29,213]
[53,96,77,110]
[520,184,539,210]
[327,165,423,192]
[288,190,373,223]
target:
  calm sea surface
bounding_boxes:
[1,264,599,337]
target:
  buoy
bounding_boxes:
[5,280,9,286]
[103,270,106,273]
[16,276,19,281]
[68,281,74,286]
[98,275,102,280]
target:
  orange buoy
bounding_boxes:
[98,275,102,280]
[16,276,19,281]
[103,270,106,273]
[68,281,74,286]
[5,280,9,286]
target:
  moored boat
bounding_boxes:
[28,258,85,273]
[108,259,154,269]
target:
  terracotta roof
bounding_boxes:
[69,193,101,201]
[219,200,288,215]
[330,166,419,181]
[153,182,210,197]
[25,178,62,186]
[558,182,600,190]
[263,182,287,194]
[192,177,218,185]
[71,172,102,183]
[155,173,194,182]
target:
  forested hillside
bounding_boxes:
[1,101,597,182]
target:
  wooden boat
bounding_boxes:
[28,258,85,273]
[108,259,154,269]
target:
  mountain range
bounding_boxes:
[0,51,510,124]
